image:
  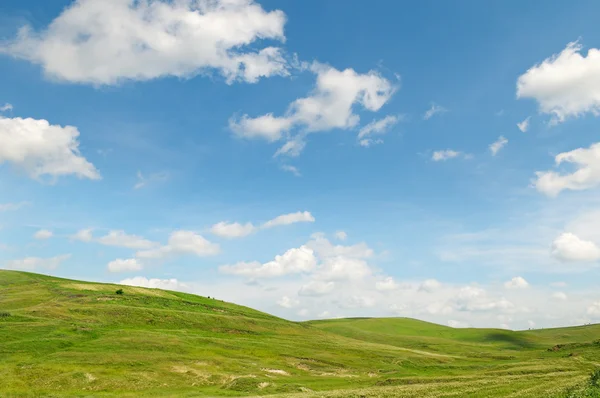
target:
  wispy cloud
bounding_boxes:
[517,117,530,133]
[0,202,30,212]
[134,171,169,189]
[423,103,448,120]
[489,136,508,156]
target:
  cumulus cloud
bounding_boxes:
[0,103,13,112]
[5,254,70,270]
[231,62,396,155]
[315,257,372,281]
[334,231,347,241]
[517,117,530,133]
[298,280,335,296]
[137,230,220,259]
[220,245,316,278]
[33,229,53,240]
[534,142,600,197]
[375,277,399,291]
[423,103,447,120]
[432,149,464,161]
[1,0,288,85]
[97,230,158,249]
[107,258,143,273]
[71,228,94,242]
[553,292,568,301]
[119,276,189,291]
[504,276,529,289]
[588,302,600,316]
[262,211,315,228]
[551,232,600,262]
[276,296,299,308]
[419,279,441,293]
[0,116,100,180]
[448,320,470,328]
[517,41,600,124]
[209,211,314,239]
[210,222,256,239]
[489,136,508,156]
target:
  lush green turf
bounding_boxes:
[1,270,599,397]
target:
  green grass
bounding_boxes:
[1,270,599,397]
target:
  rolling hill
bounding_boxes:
[1,270,599,397]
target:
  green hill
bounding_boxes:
[1,270,599,397]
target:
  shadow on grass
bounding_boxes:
[483,332,536,349]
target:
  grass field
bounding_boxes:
[1,270,599,397]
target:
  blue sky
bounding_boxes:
[1,0,600,329]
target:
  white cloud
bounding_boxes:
[2,0,288,85]
[231,62,396,155]
[281,165,301,177]
[517,117,530,132]
[0,116,100,180]
[134,171,169,189]
[119,276,188,291]
[71,228,94,242]
[210,222,256,239]
[97,230,158,249]
[588,302,600,316]
[262,211,315,228]
[516,41,600,124]
[357,114,400,141]
[137,231,220,259]
[5,254,70,270]
[298,280,335,296]
[419,279,441,293]
[358,138,384,148]
[297,308,309,317]
[553,292,568,301]
[0,103,13,112]
[334,231,347,241]
[489,136,508,156]
[306,234,373,259]
[107,258,143,273]
[375,277,399,291]
[209,211,314,239]
[423,103,447,120]
[220,245,316,278]
[315,257,372,282]
[231,114,293,142]
[551,232,600,262]
[0,201,29,212]
[276,296,299,309]
[534,142,600,197]
[33,229,53,240]
[504,276,529,289]
[274,137,306,157]
[448,320,469,328]
[432,149,462,161]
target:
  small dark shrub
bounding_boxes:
[0,312,11,318]
[115,289,124,295]
[590,368,600,387]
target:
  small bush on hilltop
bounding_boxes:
[115,289,124,295]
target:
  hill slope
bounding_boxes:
[1,270,599,397]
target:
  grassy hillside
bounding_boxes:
[1,270,599,397]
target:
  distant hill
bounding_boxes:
[1,270,599,397]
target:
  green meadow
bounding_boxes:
[1,270,599,397]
